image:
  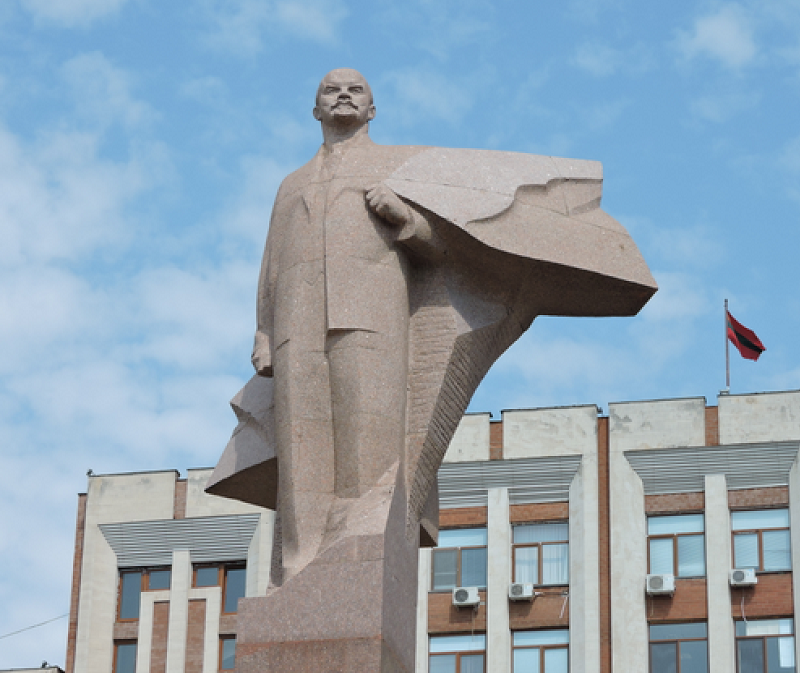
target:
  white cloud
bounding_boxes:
[676,4,758,69]
[690,90,760,122]
[380,69,474,126]
[200,0,347,55]
[20,0,131,27]
[574,42,625,77]
[61,52,155,131]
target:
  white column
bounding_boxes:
[569,457,600,673]
[136,590,170,673]
[165,550,191,673]
[705,474,734,673]
[415,548,432,673]
[789,459,800,669]
[246,511,274,597]
[608,447,648,671]
[186,586,222,673]
[487,488,511,673]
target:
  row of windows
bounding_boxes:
[649,618,795,673]
[117,562,246,620]
[432,508,791,592]
[429,619,796,673]
[648,509,791,578]
[432,523,570,591]
[114,637,236,673]
[430,630,569,673]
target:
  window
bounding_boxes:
[113,641,137,673]
[432,528,488,591]
[512,629,568,672]
[648,514,705,578]
[220,636,236,671]
[513,522,569,586]
[736,618,795,673]
[649,622,708,673]
[732,509,791,572]
[429,634,485,673]
[193,563,247,613]
[117,567,172,620]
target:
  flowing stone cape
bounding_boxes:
[206,147,657,544]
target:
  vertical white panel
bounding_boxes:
[789,459,800,671]
[705,474,734,673]
[487,487,511,673]
[246,512,274,597]
[165,550,191,673]
[569,455,600,673]
[136,590,170,673]
[415,548,431,673]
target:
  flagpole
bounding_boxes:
[725,298,730,392]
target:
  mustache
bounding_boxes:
[332,100,357,109]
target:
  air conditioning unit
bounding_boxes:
[646,574,675,596]
[452,586,480,607]
[730,568,758,587]
[508,583,535,601]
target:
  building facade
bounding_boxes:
[65,390,800,673]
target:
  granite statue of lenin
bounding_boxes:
[207,68,657,672]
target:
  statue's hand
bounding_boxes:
[366,183,412,227]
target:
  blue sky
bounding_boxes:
[1,0,799,666]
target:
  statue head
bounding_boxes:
[313,68,375,132]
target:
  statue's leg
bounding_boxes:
[272,295,336,581]
[326,325,409,499]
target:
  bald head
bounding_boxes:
[313,68,375,134]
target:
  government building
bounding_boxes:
[64,389,800,673]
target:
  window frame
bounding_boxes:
[648,622,708,673]
[731,509,791,573]
[116,566,172,621]
[192,562,247,614]
[430,528,488,591]
[647,514,706,579]
[512,521,569,586]
[429,634,486,673]
[735,618,796,673]
[113,640,137,673]
[219,635,236,671]
[512,629,569,672]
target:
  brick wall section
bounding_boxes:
[729,486,789,509]
[647,578,708,621]
[150,601,169,673]
[509,502,569,524]
[185,599,207,673]
[439,506,488,528]
[113,621,139,640]
[490,421,503,460]
[427,591,487,633]
[219,613,238,635]
[173,478,187,519]
[509,589,570,630]
[705,406,719,446]
[731,573,794,619]
[65,493,87,673]
[597,416,611,673]
[645,492,705,514]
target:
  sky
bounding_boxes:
[1,0,799,666]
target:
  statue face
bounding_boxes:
[313,69,375,130]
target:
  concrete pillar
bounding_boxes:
[789,459,800,669]
[136,590,170,673]
[165,549,191,673]
[705,474,734,673]
[487,487,511,673]
[246,513,273,597]
[569,458,600,673]
[415,548,431,673]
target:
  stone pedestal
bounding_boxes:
[235,479,419,673]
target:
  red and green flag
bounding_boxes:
[726,310,765,361]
